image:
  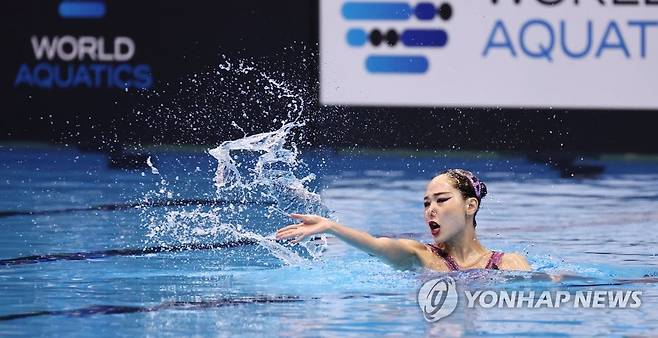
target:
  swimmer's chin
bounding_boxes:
[431,235,444,244]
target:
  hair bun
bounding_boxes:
[479,181,488,199]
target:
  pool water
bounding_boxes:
[1,145,657,337]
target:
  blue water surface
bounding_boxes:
[1,145,657,337]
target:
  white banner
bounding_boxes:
[320,0,658,109]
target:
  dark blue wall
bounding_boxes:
[1,1,656,154]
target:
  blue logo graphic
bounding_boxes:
[59,0,106,19]
[343,2,412,20]
[366,55,428,73]
[342,1,453,74]
[347,28,448,47]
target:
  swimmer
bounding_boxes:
[276,169,532,272]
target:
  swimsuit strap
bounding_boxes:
[426,244,460,271]
[427,244,505,271]
[485,251,504,270]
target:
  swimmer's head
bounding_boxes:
[439,169,487,227]
[424,169,487,242]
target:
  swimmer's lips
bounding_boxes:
[428,221,441,237]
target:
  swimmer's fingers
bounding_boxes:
[276,231,296,240]
[291,232,308,244]
[276,229,307,243]
[278,214,326,243]
[276,222,304,234]
[275,229,297,239]
[290,213,324,225]
[275,225,304,240]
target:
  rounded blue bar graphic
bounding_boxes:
[414,3,436,20]
[365,55,429,74]
[59,0,106,19]
[347,28,367,46]
[401,29,448,47]
[342,2,412,20]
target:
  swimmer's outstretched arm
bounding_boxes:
[275,214,423,269]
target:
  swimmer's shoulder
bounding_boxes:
[395,239,446,254]
[392,239,436,263]
[395,239,449,268]
[498,251,532,271]
[395,238,428,253]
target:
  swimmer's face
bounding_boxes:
[423,174,475,242]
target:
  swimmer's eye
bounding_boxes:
[424,198,450,208]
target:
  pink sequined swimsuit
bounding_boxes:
[426,244,504,271]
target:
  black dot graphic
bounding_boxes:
[438,3,452,21]
[370,29,383,46]
[385,29,399,47]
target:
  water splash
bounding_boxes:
[141,60,328,265]
[209,120,323,213]
[146,156,159,175]
[146,209,307,265]
[143,120,329,264]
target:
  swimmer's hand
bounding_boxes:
[275,214,422,269]
[275,214,334,244]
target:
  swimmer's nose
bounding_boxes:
[425,207,436,219]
